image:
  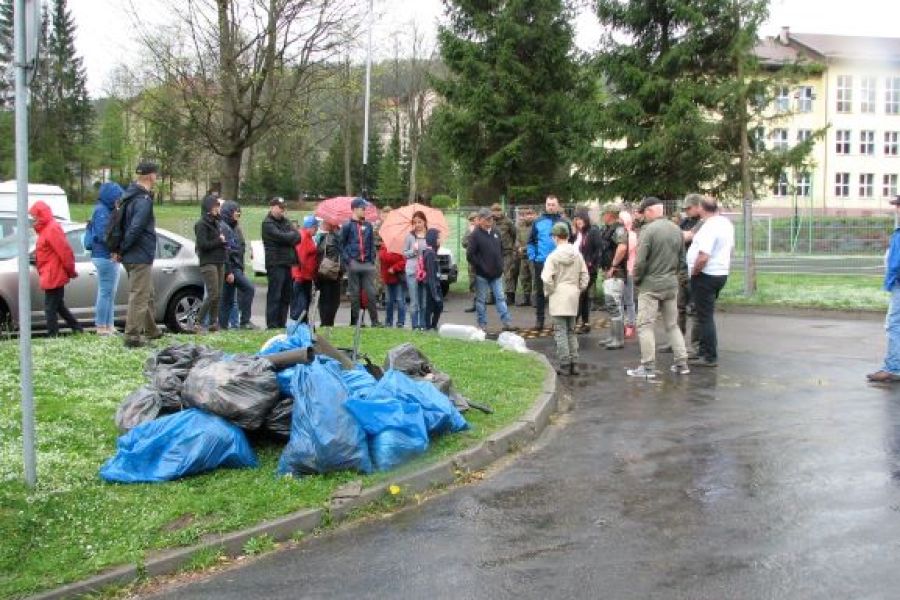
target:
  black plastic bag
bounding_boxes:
[182,356,280,430]
[264,396,294,438]
[384,343,471,411]
[115,386,162,432]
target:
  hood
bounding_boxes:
[122,182,148,202]
[98,182,123,209]
[575,209,591,231]
[28,201,53,232]
[221,200,240,224]
[619,210,633,231]
[554,243,577,266]
[425,228,440,249]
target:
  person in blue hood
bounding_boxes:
[89,182,124,335]
[527,195,572,331]
[219,200,257,329]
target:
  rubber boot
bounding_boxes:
[605,318,625,350]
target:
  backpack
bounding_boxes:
[82,220,94,251]
[105,196,131,253]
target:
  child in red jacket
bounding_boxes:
[29,201,84,337]
[290,216,320,324]
[378,242,407,328]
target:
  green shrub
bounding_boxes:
[430,194,456,209]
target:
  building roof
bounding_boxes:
[754,37,802,65]
[789,32,900,62]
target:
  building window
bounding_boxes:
[797,129,812,144]
[773,172,789,197]
[835,130,851,155]
[860,130,875,155]
[861,77,877,113]
[887,77,900,114]
[796,173,811,197]
[859,173,874,197]
[752,127,766,152]
[775,86,790,113]
[771,128,788,151]
[886,132,900,156]
[835,172,850,197]
[883,174,898,198]
[837,75,853,113]
[796,86,814,113]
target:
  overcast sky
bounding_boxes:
[69,0,900,97]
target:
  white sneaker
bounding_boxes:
[670,363,690,375]
[626,365,656,379]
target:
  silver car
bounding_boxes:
[0,222,205,333]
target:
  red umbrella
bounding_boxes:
[315,196,379,226]
[378,203,450,255]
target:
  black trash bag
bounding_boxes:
[264,396,294,439]
[383,343,471,411]
[115,386,162,432]
[144,344,225,401]
[182,356,280,430]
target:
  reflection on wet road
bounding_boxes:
[151,313,900,600]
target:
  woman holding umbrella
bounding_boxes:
[403,211,429,331]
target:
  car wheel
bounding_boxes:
[440,282,450,298]
[165,287,203,333]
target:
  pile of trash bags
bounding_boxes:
[100,325,471,484]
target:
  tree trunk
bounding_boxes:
[342,124,352,196]
[736,5,756,296]
[222,151,243,201]
[407,140,419,203]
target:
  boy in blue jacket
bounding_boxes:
[423,228,443,330]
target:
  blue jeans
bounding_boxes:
[475,275,511,328]
[290,280,313,322]
[883,285,900,373]
[220,268,254,328]
[385,282,406,327]
[92,257,120,328]
[406,273,427,329]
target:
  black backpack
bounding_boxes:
[105,196,131,253]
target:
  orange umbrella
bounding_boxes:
[378,203,450,254]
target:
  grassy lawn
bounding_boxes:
[720,272,888,311]
[0,328,543,599]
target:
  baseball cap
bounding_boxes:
[135,160,159,175]
[351,197,368,209]
[891,195,900,206]
[269,196,286,207]
[302,215,318,228]
[638,196,663,212]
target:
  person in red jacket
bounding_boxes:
[379,241,407,328]
[289,216,320,324]
[29,201,84,337]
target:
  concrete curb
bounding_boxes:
[29,350,558,600]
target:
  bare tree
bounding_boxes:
[403,22,436,204]
[132,0,357,200]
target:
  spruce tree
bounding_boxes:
[377,128,404,202]
[0,0,13,109]
[434,0,584,201]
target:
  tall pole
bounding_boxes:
[735,0,755,296]
[361,0,373,198]
[15,0,35,487]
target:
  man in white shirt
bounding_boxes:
[686,197,734,367]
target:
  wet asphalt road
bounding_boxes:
[149,309,900,600]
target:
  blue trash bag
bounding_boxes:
[276,366,297,397]
[370,370,469,435]
[345,396,429,471]
[277,358,373,476]
[342,365,378,397]
[99,409,257,483]
[258,323,314,358]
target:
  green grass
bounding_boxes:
[720,272,888,311]
[0,328,543,599]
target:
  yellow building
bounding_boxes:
[756,28,900,216]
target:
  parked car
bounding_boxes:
[0,181,70,219]
[0,223,205,334]
[250,239,459,296]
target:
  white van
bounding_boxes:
[0,181,70,237]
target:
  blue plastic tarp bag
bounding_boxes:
[277,358,373,476]
[276,366,297,397]
[345,396,429,471]
[371,370,469,435]
[99,409,257,483]
[258,323,314,358]
[342,365,378,398]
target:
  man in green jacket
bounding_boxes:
[626,197,690,379]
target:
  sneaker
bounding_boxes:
[464,306,477,313]
[626,365,656,379]
[670,363,691,375]
[688,357,718,368]
[867,370,900,383]
[502,324,518,332]
[659,344,673,353]
[240,322,259,330]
